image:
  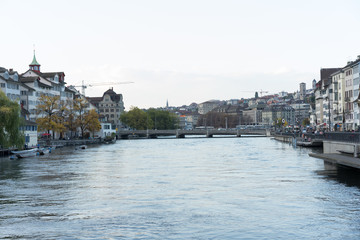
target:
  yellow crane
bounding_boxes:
[69,80,134,96]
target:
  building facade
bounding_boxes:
[88,88,125,131]
[198,100,220,115]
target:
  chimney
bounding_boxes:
[9,68,13,72]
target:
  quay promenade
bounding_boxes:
[275,131,360,170]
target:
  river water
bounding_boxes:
[1,137,360,239]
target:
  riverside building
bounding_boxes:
[88,88,125,131]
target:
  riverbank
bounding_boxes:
[38,138,103,147]
[0,138,112,158]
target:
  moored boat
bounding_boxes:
[37,147,51,155]
[75,145,87,150]
[11,148,38,158]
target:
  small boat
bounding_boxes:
[75,145,87,150]
[11,148,38,158]
[37,147,51,155]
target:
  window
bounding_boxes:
[0,83,5,88]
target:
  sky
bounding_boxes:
[1,0,360,109]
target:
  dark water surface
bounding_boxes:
[1,137,360,239]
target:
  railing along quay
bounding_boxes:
[275,131,360,145]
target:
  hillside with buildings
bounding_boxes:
[1,53,359,146]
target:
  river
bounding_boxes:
[1,137,360,239]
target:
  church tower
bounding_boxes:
[29,51,41,72]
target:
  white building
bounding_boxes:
[95,122,117,138]
[0,67,21,103]
[330,70,344,130]
[344,62,354,130]
[20,53,74,121]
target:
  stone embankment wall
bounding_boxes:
[273,135,294,143]
[39,138,103,147]
[323,141,359,154]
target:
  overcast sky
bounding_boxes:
[1,0,360,109]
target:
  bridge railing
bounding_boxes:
[323,132,360,143]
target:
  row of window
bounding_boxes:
[99,103,120,107]
[20,125,38,131]
[99,108,120,113]
[104,114,120,119]
[35,92,56,97]
[7,82,19,90]
[6,93,20,100]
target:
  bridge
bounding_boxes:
[118,129,270,139]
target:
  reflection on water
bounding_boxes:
[1,139,360,239]
[317,162,360,188]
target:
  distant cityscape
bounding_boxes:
[1,53,360,142]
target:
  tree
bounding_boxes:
[54,99,69,139]
[0,91,24,149]
[120,107,148,130]
[85,109,101,137]
[35,94,61,139]
[302,118,310,126]
[64,98,77,138]
[147,108,178,130]
[73,98,89,137]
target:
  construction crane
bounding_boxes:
[259,90,269,97]
[69,80,134,96]
[239,90,269,97]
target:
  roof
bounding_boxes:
[320,68,341,86]
[103,89,122,102]
[87,97,103,104]
[29,53,40,66]
[0,75,20,84]
[38,80,52,88]
[20,76,39,83]
[19,82,36,91]
[41,72,65,78]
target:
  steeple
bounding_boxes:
[29,50,41,72]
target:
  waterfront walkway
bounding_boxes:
[309,153,360,169]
